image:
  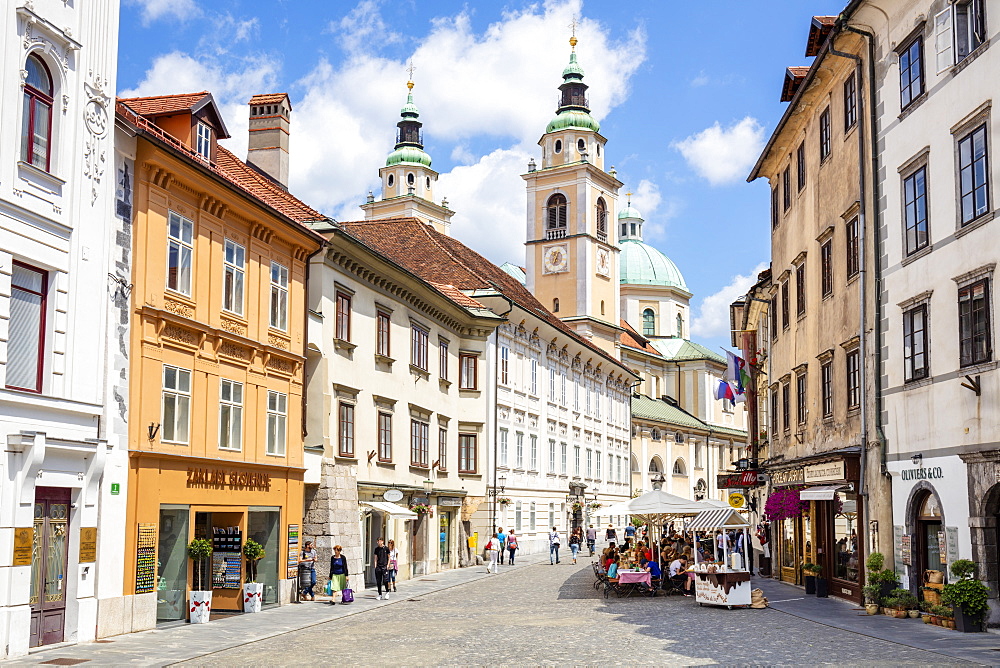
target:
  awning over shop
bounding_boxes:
[363,501,418,519]
[686,508,751,530]
[799,485,847,501]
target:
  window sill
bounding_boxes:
[900,244,934,267]
[409,365,430,380]
[375,460,395,469]
[844,122,858,141]
[959,359,998,375]
[459,388,481,395]
[956,210,995,239]
[334,338,357,352]
[335,455,357,463]
[898,92,928,121]
[458,472,482,479]
[219,447,243,454]
[952,41,991,75]
[17,160,65,193]
[265,452,286,458]
[409,464,431,473]
[846,272,859,287]
[902,376,932,391]
[374,353,395,366]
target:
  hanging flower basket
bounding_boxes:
[589,502,603,510]
[409,503,433,517]
[498,497,512,506]
[764,487,809,521]
[571,502,584,513]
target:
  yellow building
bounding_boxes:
[115,92,325,623]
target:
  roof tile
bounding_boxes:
[119,91,210,117]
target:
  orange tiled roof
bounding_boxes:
[427,282,489,310]
[115,100,325,231]
[118,91,210,117]
[806,16,838,57]
[781,67,811,102]
[249,93,291,108]
[619,320,662,356]
[339,218,632,376]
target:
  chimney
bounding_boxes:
[247,93,291,190]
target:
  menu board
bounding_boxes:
[286,524,300,579]
[135,523,157,593]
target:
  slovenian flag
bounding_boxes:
[716,379,735,402]
[725,351,751,394]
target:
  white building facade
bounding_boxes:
[852,0,1000,616]
[0,0,126,656]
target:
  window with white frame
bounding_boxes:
[411,325,429,371]
[530,435,538,470]
[167,212,194,295]
[438,339,448,379]
[460,353,478,390]
[549,503,555,529]
[560,442,568,474]
[935,0,986,71]
[530,502,536,530]
[549,439,557,472]
[586,449,593,477]
[515,501,522,531]
[515,432,524,468]
[378,412,392,462]
[267,391,287,455]
[958,124,990,226]
[161,365,191,444]
[270,262,289,331]
[561,371,567,405]
[549,366,556,401]
[338,402,355,457]
[196,122,212,160]
[219,379,243,451]
[574,445,581,476]
[21,54,53,170]
[903,304,929,381]
[7,262,48,393]
[222,240,246,315]
[438,426,448,470]
[499,428,508,467]
[411,419,430,467]
[530,358,538,395]
[500,346,509,384]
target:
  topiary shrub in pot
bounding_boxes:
[812,563,829,598]
[188,538,213,624]
[942,559,989,633]
[802,562,817,595]
[862,584,881,615]
[243,539,266,613]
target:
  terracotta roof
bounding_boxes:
[118,91,210,117]
[619,320,661,356]
[427,282,489,310]
[806,16,838,57]
[780,66,811,102]
[116,100,325,233]
[339,218,632,376]
[249,93,292,110]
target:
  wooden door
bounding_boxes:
[29,488,71,647]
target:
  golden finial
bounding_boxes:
[406,60,416,89]
[569,17,579,49]
[626,191,633,205]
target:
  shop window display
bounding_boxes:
[248,509,280,605]
[157,506,190,621]
[833,492,859,583]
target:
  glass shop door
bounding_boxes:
[29,487,71,647]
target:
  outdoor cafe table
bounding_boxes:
[615,570,652,597]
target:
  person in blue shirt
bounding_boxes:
[497,527,508,565]
[624,524,636,541]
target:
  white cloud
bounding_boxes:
[333,0,403,54]
[126,0,199,25]
[690,70,710,87]
[691,262,768,339]
[673,117,765,186]
[628,179,661,218]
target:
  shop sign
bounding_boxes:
[728,492,746,509]
[110,483,120,495]
[900,534,912,566]
[901,467,944,481]
[186,467,271,490]
[439,496,463,507]
[946,527,959,563]
[717,471,760,489]
[770,468,805,486]
[804,461,845,483]
[79,527,98,563]
[12,528,33,566]
[938,531,947,564]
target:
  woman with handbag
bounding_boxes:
[569,528,582,564]
[328,545,350,604]
[386,539,399,593]
[506,531,519,565]
[485,533,500,574]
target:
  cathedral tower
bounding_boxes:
[361,78,455,234]
[523,36,623,353]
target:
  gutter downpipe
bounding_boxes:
[487,284,515,540]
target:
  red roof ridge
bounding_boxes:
[118,90,209,102]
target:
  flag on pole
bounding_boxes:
[716,379,735,402]
[725,351,751,394]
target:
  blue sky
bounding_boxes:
[118,0,838,351]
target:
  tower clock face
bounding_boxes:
[543,244,569,274]
[596,248,611,277]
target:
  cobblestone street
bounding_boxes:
[168,560,977,667]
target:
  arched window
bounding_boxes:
[426,177,431,189]
[651,428,661,441]
[596,197,607,238]
[673,458,686,475]
[387,174,394,188]
[22,54,53,170]
[621,223,627,237]
[600,300,605,315]
[546,194,567,231]
[642,308,655,337]
[648,457,662,473]
[552,298,560,313]
[630,453,639,473]
[554,139,562,153]
[407,172,415,186]
[676,313,684,338]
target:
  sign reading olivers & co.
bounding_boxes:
[187,467,271,490]
[901,466,944,481]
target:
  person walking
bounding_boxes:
[485,533,500,573]
[328,545,350,604]
[586,525,597,556]
[569,528,582,564]
[497,527,508,565]
[624,523,636,542]
[506,530,519,565]
[605,524,618,543]
[386,539,399,593]
[549,526,561,565]
[299,540,317,600]
[373,537,391,600]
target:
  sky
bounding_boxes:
[117,0,839,352]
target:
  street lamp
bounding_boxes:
[650,473,666,491]
[489,475,507,534]
[423,479,434,495]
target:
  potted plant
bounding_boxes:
[882,596,905,618]
[942,559,989,633]
[802,562,817,595]
[498,497,511,506]
[188,538,213,624]
[931,604,954,628]
[812,563,829,598]
[242,539,265,613]
[862,584,881,615]
[886,588,918,618]
[409,502,433,517]
[571,501,584,513]
[865,552,899,602]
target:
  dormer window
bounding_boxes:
[196,122,212,160]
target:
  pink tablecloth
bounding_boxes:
[617,571,651,585]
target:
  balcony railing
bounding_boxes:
[546,228,567,240]
[396,129,423,145]
[597,231,607,243]
[559,94,589,109]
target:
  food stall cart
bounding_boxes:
[686,508,752,609]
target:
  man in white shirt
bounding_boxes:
[549,527,561,565]
[669,557,691,595]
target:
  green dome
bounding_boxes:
[546,109,600,134]
[562,52,585,79]
[618,205,642,220]
[400,91,419,118]
[619,239,688,290]
[386,145,432,167]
